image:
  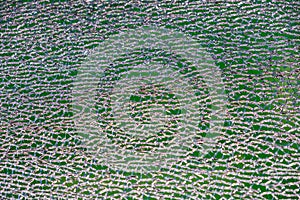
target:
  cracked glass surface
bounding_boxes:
[0,1,299,199]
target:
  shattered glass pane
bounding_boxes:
[0,1,299,199]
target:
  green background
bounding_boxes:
[0,0,299,199]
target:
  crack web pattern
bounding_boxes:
[0,1,299,199]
